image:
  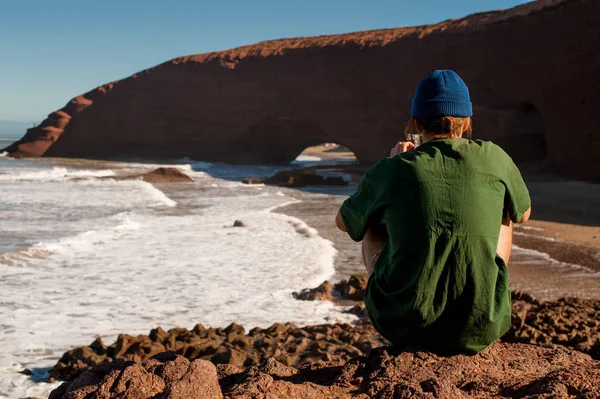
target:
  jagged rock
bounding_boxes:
[264,169,348,187]
[50,343,600,399]
[294,276,600,360]
[50,319,382,382]
[71,167,193,183]
[292,281,334,301]
[334,273,369,300]
[138,167,193,183]
[50,353,222,399]
[243,168,348,187]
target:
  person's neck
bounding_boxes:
[422,134,460,144]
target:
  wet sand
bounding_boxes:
[279,147,600,300]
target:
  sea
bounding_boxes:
[0,138,599,398]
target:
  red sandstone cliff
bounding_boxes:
[4,0,600,181]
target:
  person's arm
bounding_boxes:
[503,151,532,224]
[519,207,531,224]
[335,209,347,232]
[335,159,391,242]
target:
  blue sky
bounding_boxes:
[0,0,529,126]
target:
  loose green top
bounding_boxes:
[340,138,530,354]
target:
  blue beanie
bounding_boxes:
[411,70,473,118]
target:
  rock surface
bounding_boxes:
[292,273,368,301]
[72,167,193,183]
[50,321,383,382]
[294,276,600,360]
[50,343,600,399]
[48,284,600,386]
[137,167,193,183]
[4,0,600,181]
[242,168,348,187]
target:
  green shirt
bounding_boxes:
[340,138,530,354]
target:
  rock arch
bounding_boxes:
[3,0,599,181]
[230,117,364,164]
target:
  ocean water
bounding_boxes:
[0,154,599,398]
[0,155,354,398]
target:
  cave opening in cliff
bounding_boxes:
[292,143,359,165]
[497,102,548,166]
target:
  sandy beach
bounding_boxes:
[291,146,600,298]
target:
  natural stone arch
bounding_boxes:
[231,116,363,164]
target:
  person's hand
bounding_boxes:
[390,141,415,157]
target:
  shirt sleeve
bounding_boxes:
[339,159,391,242]
[503,154,531,223]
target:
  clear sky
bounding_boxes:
[0,0,529,124]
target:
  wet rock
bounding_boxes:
[292,281,333,301]
[264,168,348,187]
[243,168,348,188]
[232,220,246,227]
[72,167,193,183]
[138,167,193,183]
[51,346,107,381]
[334,273,368,300]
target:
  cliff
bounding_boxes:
[4,0,600,181]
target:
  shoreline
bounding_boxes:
[2,154,599,397]
[300,146,600,274]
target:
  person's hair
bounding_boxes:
[405,116,472,140]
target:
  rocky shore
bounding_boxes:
[242,168,348,188]
[49,343,600,398]
[46,274,600,398]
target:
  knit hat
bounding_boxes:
[411,70,473,118]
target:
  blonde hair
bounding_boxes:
[405,116,472,140]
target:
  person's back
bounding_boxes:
[336,70,531,354]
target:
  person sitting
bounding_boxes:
[336,70,531,354]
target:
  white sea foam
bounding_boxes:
[0,159,353,398]
[516,225,544,232]
[513,231,559,242]
[512,245,595,273]
[0,213,140,267]
[0,166,116,181]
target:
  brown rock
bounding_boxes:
[72,167,193,183]
[166,360,223,399]
[292,281,333,301]
[334,273,368,300]
[263,169,348,187]
[232,220,246,227]
[51,343,600,399]
[50,345,107,381]
[139,167,193,183]
[3,0,600,182]
[47,291,600,385]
